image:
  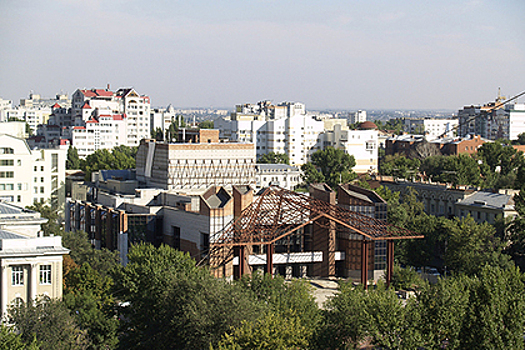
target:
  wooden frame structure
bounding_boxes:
[210,186,423,287]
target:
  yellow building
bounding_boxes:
[0,201,69,317]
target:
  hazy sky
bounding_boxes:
[1,0,524,110]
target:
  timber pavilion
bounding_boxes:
[210,185,423,287]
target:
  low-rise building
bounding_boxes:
[0,201,69,317]
[255,164,301,191]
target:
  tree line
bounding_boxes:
[380,140,525,190]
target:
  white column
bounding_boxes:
[1,264,8,318]
[30,263,37,302]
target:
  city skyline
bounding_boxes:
[0,0,524,110]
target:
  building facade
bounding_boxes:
[135,139,256,190]
[0,134,66,210]
[0,201,69,317]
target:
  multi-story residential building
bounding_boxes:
[322,123,379,174]
[71,114,127,158]
[70,88,151,148]
[0,201,69,316]
[403,118,458,140]
[0,134,66,210]
[458,97,525,141]
[350,110,367,125]
[0,98,12,113]
[0,93,71,133]
[216,101,338,166]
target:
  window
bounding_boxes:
[40,186,44,193]
[17,160,21,166]
[0,148,14,154]
[0,172,14,178]
[40,265,51,285]
[12,266,23,286]
[172,226,181,250]
[0,160,14,166]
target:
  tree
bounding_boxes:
[216,313,310,350]
[257,152,290,165]
[460,266,525,349]
[79,146,137,180]
[199,120,214,129]
[25,202,62,235]
[379,154,420,180]
[0,324,40,350]
[409,139,441,160]
[415,274,471,349]
[150,127,164,141]
[420,154,482,187]
[66,146,81,170]
[321,282,406,349]
[237,272,321,332]
[477,141,525,189]
[445,216,513,276]
[9,298,90,350]
[64,264,118,349]
[61,230,119,277]
[300,162,325,185]
[303,147,356,189]
[390,265,424,290]
[114,244,264,350]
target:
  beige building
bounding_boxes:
[136,139,256,190]
[0,201,69,317]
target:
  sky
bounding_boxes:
[0,0,524,110]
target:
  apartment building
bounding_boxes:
[458,100,525,141]
[322,123,379,174]
[403,118,458,140]
[0,134,66,209]
[71,87,151,147]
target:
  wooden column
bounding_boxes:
[361,240,369,289]
[386,240,395,287]
[266,243,274,277]
[234,246,246,280]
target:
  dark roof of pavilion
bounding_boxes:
[212,186,422,247]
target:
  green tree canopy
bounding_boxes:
[9,298,90,350]
[114,244,264,350]
[199,120,214,129]
[257,152,290,165]
[379,154,420,179]
[79,146,137,180]
[66,146,81,170]
[301,147,356,189]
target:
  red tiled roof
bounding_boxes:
[73,126,86,130]
[82,102,91,109]
[112,114,125,121]
[52,103,61,108]
[80,89,114,98]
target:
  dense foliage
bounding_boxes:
[257,152,290,165]
[301,147,356,189]
[66,145,137,180]
[380,140,525,190]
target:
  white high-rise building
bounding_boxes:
[0,134,66,209]
[403,118,458,140]
[350,110,367,124]
[215,101,324,166]
[71,88,151,148]
[71,114,128,158]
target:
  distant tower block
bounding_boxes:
[351,110,367,124]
